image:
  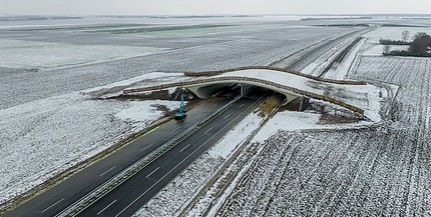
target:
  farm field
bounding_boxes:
[213,41,431,217]
[0,16,362,209]
[1,15,431,216]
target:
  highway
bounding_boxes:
[271,27,372,71]
[3,25,362,217]
[3,89,265,217]
[76,93,265,217]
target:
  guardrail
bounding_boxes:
[55,95,242,217]
[124,76,364,115]
[184,66,367,85]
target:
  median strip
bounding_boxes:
[55,96,242,217]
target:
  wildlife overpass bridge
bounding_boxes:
[124,66,381,116]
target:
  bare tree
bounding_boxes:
[412,32,428,41]
[383,45,390,54]
[402,30,410,42]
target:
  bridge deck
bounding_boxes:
[124,68,387,120]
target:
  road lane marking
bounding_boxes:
[114,142,210,217]
[146,167,160,178]
[180,144,191,152]
[239,103,245,108]
[41,198,64,213]
[115,97,264,217]
[205,127,213,134]
[223,114,231,120]
[140,143,153,151]
[99,166,116,177]
[173,127,180,132]
[97,199,117,215]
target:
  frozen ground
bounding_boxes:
[214,31,431,216]
[363,27,431,43]
[3,16,353,209]
[0,39,167,69]
[1,16,429,215]
[0,73,181,205]
[0,20,356,110]
[215,69,383,121]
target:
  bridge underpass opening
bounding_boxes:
[185,82,303,106]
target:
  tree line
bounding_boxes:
[381,31,431,57]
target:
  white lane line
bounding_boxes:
[99,166,116,177]
[115,140,210,217]
[146,167,160,178]
[97,199,117,215]
[180,144,191,152]
[223,114,231,120]
[239,103,245,108]
[140,143,153,151]
[115,98,264,217]
[41,198,64,213]
[173,127,180,132]
[205,127,213,134]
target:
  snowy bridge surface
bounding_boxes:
[124,67,384,118]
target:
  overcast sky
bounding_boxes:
[1,0,431,16]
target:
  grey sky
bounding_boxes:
[2,0,431,16]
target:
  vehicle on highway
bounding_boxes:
[175,94,187,121]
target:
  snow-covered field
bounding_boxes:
[2,16,430,216]
[211,29,431,216]
[1,17,359,210]
[0,39,167,69]
[363,27,431,43]
[0,73,181,205]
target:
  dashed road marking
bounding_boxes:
[146,167,160,178]
[100,166,116,177]
[97,199,117,215]
[41,198,64,213]
[180,144,191,152]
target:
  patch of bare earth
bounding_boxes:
[216,56,431,216]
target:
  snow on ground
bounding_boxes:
[215,69,382,121]
[363,27,431,43]
[0,19,362,211]
[253,110,367,143]
[133,113,263,217]
[301,36,356,77]
[0,74,181,205]
[115,100,178,128]
[216,53,431,217]
[323,37,367,80]
[358,27,431,57]
[0,39,167,69]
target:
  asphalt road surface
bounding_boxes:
[4,89,265,217]
[76,93,265,217]
[3,95,233,217]
[271,27,372,71]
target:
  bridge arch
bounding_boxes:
[123,68,368,115]
[185,80,301,104]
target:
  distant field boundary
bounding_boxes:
[184,66,367,85]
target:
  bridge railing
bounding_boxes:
[184,66,367,85]
[124,76,365,115]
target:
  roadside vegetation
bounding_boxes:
[257,94,283,117]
